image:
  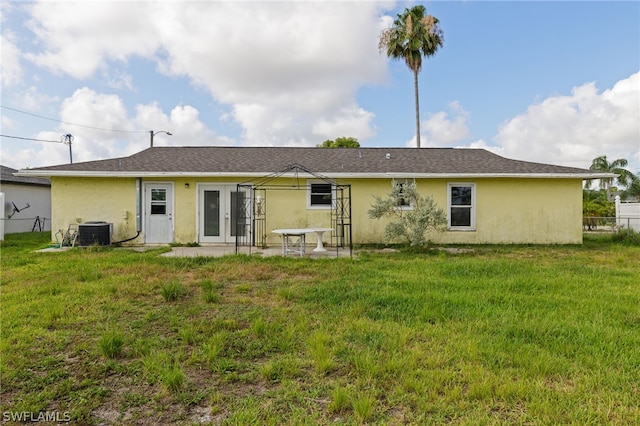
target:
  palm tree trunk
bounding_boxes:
[413,69,421,148]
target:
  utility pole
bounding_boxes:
[62,134,74,163]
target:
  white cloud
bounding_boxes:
[311,106,377,143]
[1,30,23,87]
[12,86,59,111]
[58,88,133,161]
[6,130,71,170]
[156,1,389,146]
[422,101,472,147]
[464,139,504,156]
[1,114,17,131]
[495,72,640,170]
[21,1,391,146]
[24,2,161,79]
[406,101,473,148]
[102,69,134,91]
[402,73,639,174]
[4,88,232,169]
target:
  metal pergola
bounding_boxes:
[234,164,352,258]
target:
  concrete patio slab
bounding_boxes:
[160,245,351,258]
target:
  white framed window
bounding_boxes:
[307,181,334,209]
[393,179,414,210]
[447,183,476,231]
[150,188,167,215]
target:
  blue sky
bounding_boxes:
[1,1,639,176]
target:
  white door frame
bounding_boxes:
[143,182,174,243]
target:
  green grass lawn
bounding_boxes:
[1,233,639,425]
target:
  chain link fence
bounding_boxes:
[583,216,639,235]
[0,217,50,241]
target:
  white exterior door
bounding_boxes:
[198,184,248,243]
[144,183,174,243]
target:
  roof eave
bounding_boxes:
[16,170,614,179]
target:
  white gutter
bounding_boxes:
[16,170,616,180]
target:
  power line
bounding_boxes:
[1,105,147,134]
[0,134,65,144]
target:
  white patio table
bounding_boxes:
[272,228,333,256]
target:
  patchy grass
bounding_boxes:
[1,232,639,424]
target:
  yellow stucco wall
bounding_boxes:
[51,177,139,243]
[457,178,583,244]
[349,178,583,244]
[50,176,584,246]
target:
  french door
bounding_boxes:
[198,184,248,243]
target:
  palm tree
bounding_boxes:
[379,5,443,148]
[587,155,635,200]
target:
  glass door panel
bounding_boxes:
[230,191,247,237]
[203,190,220,237]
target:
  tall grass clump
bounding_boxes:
[99,331,125,359]
[307,331,336,374]
[352,395,376,423]
[201,279,221,303]
[203,332,228,363]
[160,367,185,393]
[142,351,185,393]
[328,386,350,413]
[259,357,301,382]
[161,280,186,301]
[251,317,267,337]
[179,326,198,346]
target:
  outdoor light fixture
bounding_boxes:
[149,130,172,147]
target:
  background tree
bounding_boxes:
[368,181,446,246]
[586,155,635,200]
[379,5,443,148]
[621,175,640,200]
[317,137,360,148]
[582,189,614,230]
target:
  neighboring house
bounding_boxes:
[16,147,613,246]
[1,165,52,239]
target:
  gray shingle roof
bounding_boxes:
[1,165,51,186]
[17,146,603,177]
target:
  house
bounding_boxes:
[16,147,612,247]
[1,165,51,240]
